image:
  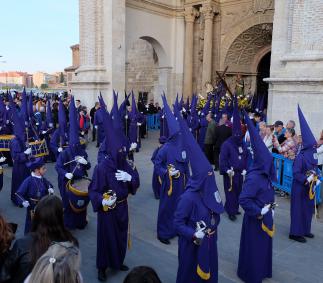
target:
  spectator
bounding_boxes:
[155,102,161,112]
[79,107,90,140]
[24,242,82,283]
[273,120,286,144]
[90,102,100,142]
[204,113,216,164]
[148,99,157,114]
[317,130,323,147]
[296,134,303,155]
[123,266,161,283]
[286,120,296,130]
[259,121,267,139]
[263,126,274,152]
[0,195,78,283]
[0,214,16,268]
[254,112,262,129]
[273,128,297,159]
[75,99,82,113]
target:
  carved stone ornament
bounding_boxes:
[252,0,274,14]
[184,6,199,23]
[200,4,218,20]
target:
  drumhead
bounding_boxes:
[71,178,91,193]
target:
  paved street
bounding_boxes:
[1,131,323,283]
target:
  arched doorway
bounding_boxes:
[256,51,271,110]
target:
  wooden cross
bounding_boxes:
[215,66,233,97]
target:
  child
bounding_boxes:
[16,158,54,234]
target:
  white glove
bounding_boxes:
[65,173,73,180]
[48,188,54,194]
[317,145,323,155]
[125,115,128,119]
[226,169,234,177]
[241,170,247,176]
[261,204,271,215]
[161,115,165,119]
[94,125,98,129]
[115,170,132,182]
[24,148,32,155]
[137,122,142,126]
[307,174,314,183]
[182,108,186,113]
[272,209,275,218]
[130,142,137,151]
[194,229,205,240]
[58,147,63,153]
[76,156,88,165]
[0,157,6,163]
[102,196,117,207]
[22,201,30,208]
[36,122,39,126]
[169,168,180,176]
[41,131,47,134]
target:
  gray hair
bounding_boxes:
[27,242,82,283]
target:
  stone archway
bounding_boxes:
[126,36,171,104]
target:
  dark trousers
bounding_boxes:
[92,125,96,142]
[204,144,214,165]
[213,147,220,170]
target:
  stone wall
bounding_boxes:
[126,39,159,99]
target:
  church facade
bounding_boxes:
[70,0,323,134]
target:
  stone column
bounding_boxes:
[201,3,217,93]
[183,7,199,98]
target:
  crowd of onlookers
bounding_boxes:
[0,195,162,283]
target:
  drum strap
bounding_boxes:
[69,201,87,213]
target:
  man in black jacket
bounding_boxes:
[90,102,100,142]
[213,113,232,171]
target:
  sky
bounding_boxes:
[0,0,79,74]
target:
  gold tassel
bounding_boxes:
[261,222,275,238]
[197,265,211,280]
[167,173,173,196]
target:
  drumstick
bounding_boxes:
[15,193,25,202]
[63,156,82,166]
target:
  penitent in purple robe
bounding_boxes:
[151,146,163,199]
[289,152,316,237]
[154,140,189,240]
[238,173,274,283]
[10,138,30,205]
[55,147,91,229]
[174,190,221,283]
[198,115,208,150]
[94,109,105,145]
[219,138,247,216]
[89,156,139,270]
[16,175,52,234]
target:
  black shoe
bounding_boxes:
[98,269,107,282]
[158,237,171,245]
[236,211,241,215]
[305,233,314,238]
[229,215,237,221]
[289,235,307,243]
[120,264,129,271]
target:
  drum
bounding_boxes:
[29,139,49,158]
[0,135,14,151]
[66,178,91,213]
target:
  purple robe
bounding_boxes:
[55,147,91,229]
[49,129,68,159]
[238,172,274,283]
[289,152,316,236]
[10,138,30,205]
[89,156,140,270]
[151,146,162,199]
[154,142,189,240]
[198,115,208,150]
[174,191,220,283]
[94,109,105,145]
[187,114,199,141]
[219,138,247,215]
[16,175,52,234]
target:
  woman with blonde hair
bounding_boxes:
[24,242,82,283]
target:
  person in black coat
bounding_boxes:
[213,113,232,171]
[90,102,100,142]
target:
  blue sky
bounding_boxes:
[0,0,79,74]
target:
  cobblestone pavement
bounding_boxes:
[1,131,323,282]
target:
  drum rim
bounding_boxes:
[66,180,89,197]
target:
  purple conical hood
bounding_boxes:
[201,95,211,115]
[98,92,107,110]
[58,97,67,138]
[190,94,197,115]
[10,96,25,141]
[298,105,316,150]
[21,88,28,124]
[46,98,53,126]
[161,94,180,138]
[179,94,184,109]
[175,106,224,213]
[243,110,275,179]
[232,95,242,138]
[184,96,190,112]
[27,91,33,120]
[129,91,138,119]
[69,96,80,146]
